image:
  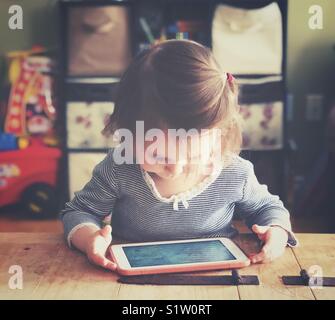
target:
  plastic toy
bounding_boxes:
[4,51,56,138]
[0,132,29,151]
[0,137,62,217]
[0,47,62,217]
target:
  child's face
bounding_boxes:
[139,129,221,180]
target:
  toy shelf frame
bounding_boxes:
[58,0,289,205]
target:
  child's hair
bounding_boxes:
[103,39,242,158]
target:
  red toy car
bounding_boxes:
[0,137,62,217]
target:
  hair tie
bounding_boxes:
[227,73,234,83]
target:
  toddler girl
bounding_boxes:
[60,40,297,271]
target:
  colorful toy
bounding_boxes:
[4,48,57,141]
[0,132,29,151]
[0,137,62,217]
[0,48,62,217]
[0,132,17,151]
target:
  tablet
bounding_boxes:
[110,238,250,275]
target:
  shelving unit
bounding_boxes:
[59,0,288,204]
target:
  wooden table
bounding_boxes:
[0,233,334,300]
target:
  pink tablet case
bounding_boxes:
[110,245,250,276]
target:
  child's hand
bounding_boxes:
[85,225,117,271]
[249,224,289,264]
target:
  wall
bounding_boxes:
[286,0,335,175]
[0,0,59,84]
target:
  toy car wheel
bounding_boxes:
[21,183,59,218]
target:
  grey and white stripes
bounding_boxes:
[60,148,297,247]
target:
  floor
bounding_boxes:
[0,204,333,233]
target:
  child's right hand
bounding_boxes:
[85,225,117,271]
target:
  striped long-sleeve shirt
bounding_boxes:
[60,148,298,247]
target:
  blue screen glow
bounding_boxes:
[123,240,236,267]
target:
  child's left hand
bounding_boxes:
[249,224,289,264]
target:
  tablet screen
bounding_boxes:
[122,240,236,268]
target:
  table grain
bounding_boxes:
[0,233,334,300]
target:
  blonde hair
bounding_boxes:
[103,39,243,163]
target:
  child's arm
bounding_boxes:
[59,150,119,270]
[235,161,298,263]
[71,224,116,271]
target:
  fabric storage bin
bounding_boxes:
[240,101,283,150]
[66,102,116,149]
[237,76,284,150]
[67,5,132,76]
[68,152,107,199]
[212,2,283,75]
